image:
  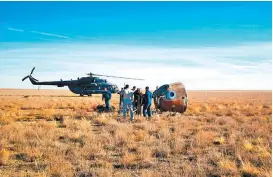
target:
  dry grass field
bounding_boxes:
[0,89,271,177]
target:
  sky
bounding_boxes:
[0,1,272,90]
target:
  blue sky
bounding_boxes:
[0,1,272,90]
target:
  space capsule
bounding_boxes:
[153,82,188,113]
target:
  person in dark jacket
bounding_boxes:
[132,86,137,109]
[134,88,143,115]
[118,88,124,111]
[143,86,153,119]
[133,88,140,110]
[102,88,112,112]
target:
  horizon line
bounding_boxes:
[0,88,271,92]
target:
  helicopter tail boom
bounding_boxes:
[22,67,68,86]
[29,75,39,85]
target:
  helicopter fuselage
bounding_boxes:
[67,78,119,96]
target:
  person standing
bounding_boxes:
[143,86,153,119]
[134,88,143,115]
[121,84,134,120]
[102,87,112,112]
[132,86,137,110]
[118,88,124,111]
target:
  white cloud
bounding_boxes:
[6,27,24,32]
[0,42,271,90]
[30,31,69,39]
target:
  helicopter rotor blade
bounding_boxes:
[89,73,144,80]
[30,67,35,75]
[22,76,29,81]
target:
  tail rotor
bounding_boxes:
[31,67,35,75]
[22,76,29,81]
[22,67,35,82]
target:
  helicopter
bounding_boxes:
[22,67,144,96]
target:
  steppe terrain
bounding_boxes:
[0,89,271,177]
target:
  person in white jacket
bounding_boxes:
[121,84,134,120]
